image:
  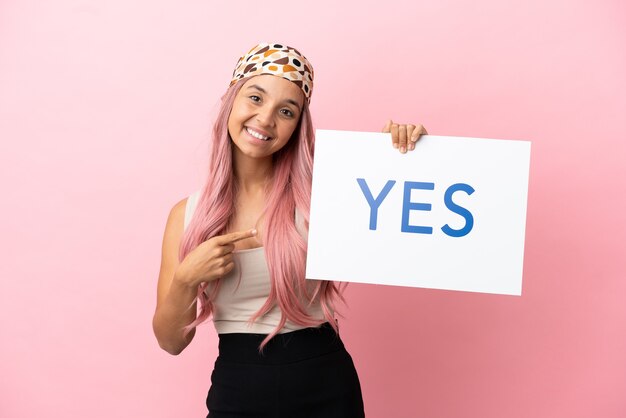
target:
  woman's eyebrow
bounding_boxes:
[247,84,267,94]
[247,84,302,111]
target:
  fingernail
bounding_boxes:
[251,229,257,235]
[400,146,406,153]
[409,143,415,150]
[393,143,398,149]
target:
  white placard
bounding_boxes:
[305,130,531,296]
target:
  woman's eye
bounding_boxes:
[280,109,294,117]
[249,95,261,102]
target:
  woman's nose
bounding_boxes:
[255,105,274,127]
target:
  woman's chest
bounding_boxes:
[229,195,265,250]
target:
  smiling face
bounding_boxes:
[227,75,305,162]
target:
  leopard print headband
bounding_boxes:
[229,42,314,102]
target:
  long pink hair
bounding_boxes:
[178,78,346,349]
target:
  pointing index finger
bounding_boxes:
[217,229,257,245]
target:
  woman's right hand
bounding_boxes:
[174,229,257,288]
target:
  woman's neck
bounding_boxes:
[232,150,273,194]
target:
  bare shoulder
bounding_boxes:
[163,197,188,243]
[155,197,189,306]
[169,197,188,225]
[163,196,188,260]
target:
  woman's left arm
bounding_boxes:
[382,119,428,153]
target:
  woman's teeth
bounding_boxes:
[246,127,271,141]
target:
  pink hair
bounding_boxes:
[178,78,346,350]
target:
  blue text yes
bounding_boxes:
[356,178,475,237]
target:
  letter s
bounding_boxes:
[441,183,475,238]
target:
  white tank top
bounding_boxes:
[184,190,326,334]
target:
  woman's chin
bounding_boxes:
[232,143,273,161]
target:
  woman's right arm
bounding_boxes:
[152,198,258,355]
[152,198,199,355]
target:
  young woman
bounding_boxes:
[152,42,427,418]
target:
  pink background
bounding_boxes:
[1,1,624,417]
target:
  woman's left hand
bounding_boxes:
[382,120,428,154]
